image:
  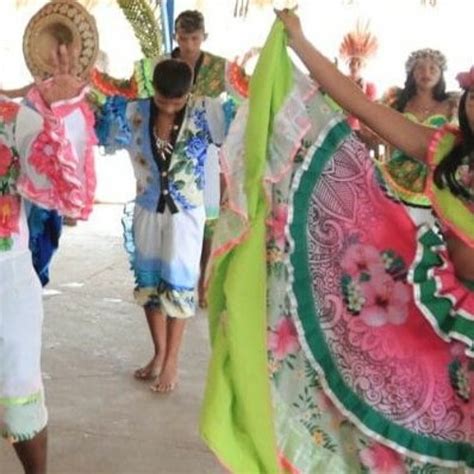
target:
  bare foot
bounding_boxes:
[134,355,162,381]
[150,361,178,393]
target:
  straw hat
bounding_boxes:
[23,0,99,79]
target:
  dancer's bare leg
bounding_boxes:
[13,427,47,474]
[134,306,167,380]
[198,237,211,308]
[151,317,187,393]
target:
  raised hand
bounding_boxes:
[36,44,86,105]
[275,8,305,48]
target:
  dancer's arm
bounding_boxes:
[15,45,96,219]
[276,10,433,163]
[0,84,33,99]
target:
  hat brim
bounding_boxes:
[23,0,99,79]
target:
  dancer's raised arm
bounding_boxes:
[276,9,433,162]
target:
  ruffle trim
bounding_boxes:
[95,95,132,153]
[408,225,474,357]
[79,102,97,220]
[122,200,137,274]
[264,69,317,187]
[377,160,431,207]
[208,70,317,273]
[225,61,249,101]
[133,285,196,318]
[2,426,44,444]
[17,86,96,220]
[426,125,460,169]
[286,123,474,469]
[133,58,155,99]
[90,68,138,99]
[33,82,90,118]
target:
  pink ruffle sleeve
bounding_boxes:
[16,84,97,220]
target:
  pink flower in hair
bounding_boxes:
[456,66,474,90]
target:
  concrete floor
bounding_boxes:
[1,204,223,474]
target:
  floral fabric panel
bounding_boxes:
[286,131,474,468]
[193,53,226,98]
[379,113,450,208]
[126,98,216,212]
[267,93,471,471]
[0,100,21,251]
[16,87,97,220]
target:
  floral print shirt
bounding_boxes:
[133,51,232,99]
[99,96,225,213]
[91,51,246,102]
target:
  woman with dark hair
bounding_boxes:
[380,49,459,209]
[393,49,451,114]
[434,82,474,199]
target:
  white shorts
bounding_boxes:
[123,203,206,317]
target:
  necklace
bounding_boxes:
[416,104,435,114]
[154,135,173,154]
[407,102,439,121]
[153,124,179,158]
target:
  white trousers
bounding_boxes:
[0,250,47,441]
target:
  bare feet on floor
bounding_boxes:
[150,361,178,393]
[134,355,163,381]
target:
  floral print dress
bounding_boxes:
[270,96,474,473]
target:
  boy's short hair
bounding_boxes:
[152,59,193,98]
[174,10,205,33]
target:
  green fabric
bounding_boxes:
[133,52,227,99]
[134,58,155,98]
[381,113,449,208]
[289,131,474,466]
[200,21,293,473]
[0,391,41,407]
[412,227,474,352]
[430,131,474,245]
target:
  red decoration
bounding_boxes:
[91,68,138,99]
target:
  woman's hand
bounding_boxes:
[36,44,86,105]
[275,8,306,48]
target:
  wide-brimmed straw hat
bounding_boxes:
[23,0,99,79]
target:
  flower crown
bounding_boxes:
[456,66,474,90]
[404,48,447,74]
